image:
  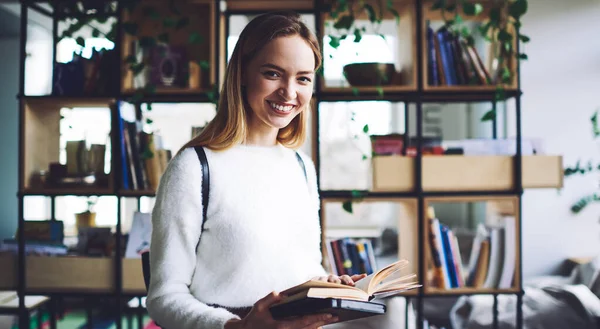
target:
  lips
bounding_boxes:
[267,100,296,113]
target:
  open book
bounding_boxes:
[278,260,421,303]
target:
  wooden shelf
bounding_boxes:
[118,189,156,197]
[0,254,145,295]
[372,155,564,192]
[224,0,313,11]
[21,96,115,108]
[21,187,114,197]
[425,287,520,296]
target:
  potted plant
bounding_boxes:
[75,196,98,231]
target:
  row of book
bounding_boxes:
[117,105,172,191]
[53,48,119,97]
[429,214,516,289]
[326,238,378,276]
[426,24,492,87]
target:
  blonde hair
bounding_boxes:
[181,11,322,152]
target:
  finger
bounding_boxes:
[327,275,341,284]
[298,314,340,329]
[287,314,335,329]
[350,274,367,282]
[255,291,283,311]
[340,275,353,285]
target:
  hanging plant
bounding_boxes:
[51,0,213,105]
[428,0,530,121]
[564,109,600,214]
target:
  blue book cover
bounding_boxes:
[435,28,455,85]
[427,24,439,86]
[440,225,458,288]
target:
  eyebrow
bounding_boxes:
[260,63,314,75]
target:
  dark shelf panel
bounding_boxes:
[20,188,115,197]
[319,190,521,199]
[118,190,156,197]
[315,88,521,103]
[422,288,524,297]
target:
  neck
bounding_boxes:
[246,117,279,147]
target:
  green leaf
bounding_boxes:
[122,22,138,36]
[494,86,506,100]
[518,53,528,60]
[158,33,169,43]
[353,28,362,43]
[478,21,491,37]
[502,67,512,84]
[329,36,341,49]
[364,4,377,23]
[591,110,600,137]
[76,37,85,48]
[124,55,137,64]
[163,17,177,29]
[342,201,353,214]
[481,109,496,121]
[176,17,190,30]
[139,36,156,49]
[462,2,483,16]
[519,34,531,43]
[460,27,471,39]
[334,15,354,30]
[376,87,384,97]
[351,190,364,198]
[146,118,154,124]
[142,6,160,20]
[509,0,528,19]
[362,155,368,160]
[92,29,100,38]
[144,83,157,94]
[454,13,463,25]
[363,124,369,133]
[146,103,152,111]
[430,0,445,11]
[489,8,501,23]
[130,62,146,75]
[352,87,359,96]
[498,29,513,42]
[189,32,204,44]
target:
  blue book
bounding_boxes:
[440,225,458,288]
[435,28,455,85]
[427,24,439,86]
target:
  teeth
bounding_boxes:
[269,101,294,112]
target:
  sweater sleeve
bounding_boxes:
[146,148,240,329]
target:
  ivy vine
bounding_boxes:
[565,109,600,214]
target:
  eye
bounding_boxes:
[263,71,280,78]
[298,76,312,83]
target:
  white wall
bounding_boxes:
[507,0,600,277]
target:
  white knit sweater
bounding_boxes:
[147,144,328,329]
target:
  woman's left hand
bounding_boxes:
[311,274,367,286]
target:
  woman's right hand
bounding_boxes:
[224,291,339,329]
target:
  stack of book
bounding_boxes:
[426,23,492,87]
[326,238,378,276]
[428,214,516,290]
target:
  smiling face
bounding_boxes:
[243,34,316,144]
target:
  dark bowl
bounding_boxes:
[343,62,396,86]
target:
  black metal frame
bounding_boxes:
[14,0,524,328]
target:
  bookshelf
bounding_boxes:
[7,1,562,329]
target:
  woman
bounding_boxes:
[147,11,368,329]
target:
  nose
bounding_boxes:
[278,79,297,100]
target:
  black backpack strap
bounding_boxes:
[295,152,307,182]
[194,146,210,231]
